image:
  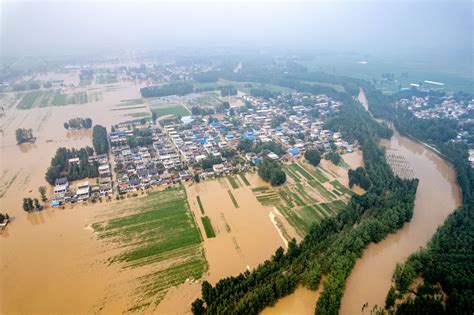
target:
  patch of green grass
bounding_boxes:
[152,105,190,118]
[283,166,302,183]
[239,173,251,186]
[279,189,294,207]
[227,176,240,189]
[289,163,315,181]
[252,186,269,193]
[295,183,317,203]
[304,165,329,183]
[196,196,205,214]
[330,180,354,196]
[308,180,337,201]
[201,216,216,238]
[111,105,147,111]
[227,190,239,208]
[127,112,151,118]
[256,193,280,206]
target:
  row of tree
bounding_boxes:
[22,197,42,212]
[92,125,109,154]
[140,82,194,98]
[64,117,92,130]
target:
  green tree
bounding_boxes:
[270,168,286,186]
[92,125,109,154]
[38,186,47,202]
[305,149,321,166]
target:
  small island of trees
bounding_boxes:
[15,128,35,144]
[64,117,92,130]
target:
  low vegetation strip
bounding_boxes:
[308,180,337,201]
[196,196,205,214]
[304,164,329,183]
[227,176,240,189]
[330,180,354,196]
[238,173,251,186]
[283,166,301,183]
[227,190,239,208]
[17,90,43,109]
[289,163,315,181]
[201,216,216,238]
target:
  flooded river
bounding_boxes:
[261,89,460,315]
[339,90,460,313]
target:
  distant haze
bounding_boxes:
[1,0,472,59]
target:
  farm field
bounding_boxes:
[15,89,103,109]
[151,105,190,118]
[91,187,207,312]
[254,161,358,236]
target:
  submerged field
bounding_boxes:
[92,187,207,312]
[16,89,103,109]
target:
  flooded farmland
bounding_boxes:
[0,74,146,313]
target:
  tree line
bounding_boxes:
[64,117,92,130]
[140,82,194,98]
[92,125,109,155]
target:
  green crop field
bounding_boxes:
[201,216,216,238]
[17,91,43,109]
[253,161,354,236]
[227,176,240,189]
[152,105,190,118]
[92,187,207,310]
[238,173,251,186]
[227,189,239,208]
[196,196,205,214]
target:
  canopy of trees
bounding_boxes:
[0,213,10,224]
[348,167,372,190]
[45,147,98,185]
[305,149,321,167]
[92,125,109,154]
[15,128,34,144]
[258,158,287,186]
[64,117,92,129]
[201,154,223,170]
[140,82,193,98]
[324,151,342,165]
[220,85,237,97]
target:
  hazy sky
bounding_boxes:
[1,0,472,58]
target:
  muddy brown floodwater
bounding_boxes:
[339,90,461,314]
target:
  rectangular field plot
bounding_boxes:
[92,187,207,310]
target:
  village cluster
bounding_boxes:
[51,91,358,203]
[397,94,474,120]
